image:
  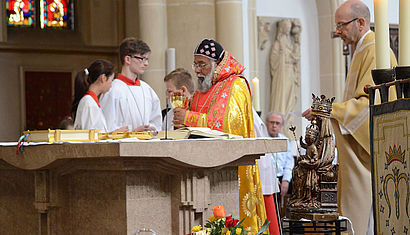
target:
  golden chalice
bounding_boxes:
[170,95,185,109]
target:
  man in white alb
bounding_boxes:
[100,38,162,132]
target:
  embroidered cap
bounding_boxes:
[194,39,225,62]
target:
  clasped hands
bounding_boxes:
[113,125,154,132]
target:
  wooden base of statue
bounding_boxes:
[286,207,338,221]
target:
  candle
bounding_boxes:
[399,0,410,65]
[252,77,260,111]
[166,48,176,74]
[374,0,390,69]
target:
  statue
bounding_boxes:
[290,19,301,89]
[287,94,339,220]
[258,18,271,50]
[269,19,301,136]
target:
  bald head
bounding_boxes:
[335,0,370,46]
[337,0,370,27]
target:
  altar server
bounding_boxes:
[100,38,162,132]
[72,60,128,132]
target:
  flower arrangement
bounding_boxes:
[188,205,269,235]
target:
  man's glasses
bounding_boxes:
[335,18,358,30]
[192,63,208,70]
[129,55,149,63]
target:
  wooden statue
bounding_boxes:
[287,94,339,220]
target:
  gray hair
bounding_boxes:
[265,111,285,127]
[197,61,216,93]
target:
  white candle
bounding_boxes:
[374,0,390,69]
[166,48,176,74]
[252,77,260,111]
[399,0,410,65]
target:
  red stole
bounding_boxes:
[84,90,100,108]
[117,73,141,86]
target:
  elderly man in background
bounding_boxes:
[302,1,397,234]
[265,112,294,198]
[258,111,293,234]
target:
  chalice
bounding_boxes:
[170,95,185,109]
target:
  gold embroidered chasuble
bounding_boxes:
[331,31,397,235]
[184,52,267,234]
[184,52,255,138]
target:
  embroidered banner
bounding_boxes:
[371,98,410,234]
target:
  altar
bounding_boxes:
[0,138,286,235]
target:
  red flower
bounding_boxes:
[225,215,239,228]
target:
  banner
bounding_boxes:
[371,98,410,234]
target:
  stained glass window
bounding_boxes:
[6,0,35,27]
[40,0,73,29]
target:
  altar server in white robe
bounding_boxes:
[72,60,128,132]
[100,38,162,132]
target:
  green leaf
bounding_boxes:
[236,217,246,226]
[255,219,270,235]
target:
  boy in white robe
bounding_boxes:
[162,68,195,131]
[100,38,162,132]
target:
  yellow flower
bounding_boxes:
[196,231,208,235]
[206,228,211,232]
[226,230,231,235]
[236,228,242,234]
[208,216,216,222]
[192,225,202,232]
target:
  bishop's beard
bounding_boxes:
[197,62,216,93]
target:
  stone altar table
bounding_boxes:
[0,138,286,235]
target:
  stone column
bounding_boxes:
[139,0,168,107]
[330,0,345,102]
[167,0,216,74]
[316,0,345,102]
[215,0,244,63]
[248,0,258,81]
[34,170,51,235]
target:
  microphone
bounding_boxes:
[161,98,172,140]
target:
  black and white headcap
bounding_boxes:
[194,39,225,62]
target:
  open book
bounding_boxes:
[157,127,243,140]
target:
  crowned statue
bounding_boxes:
[287,94,339,220]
